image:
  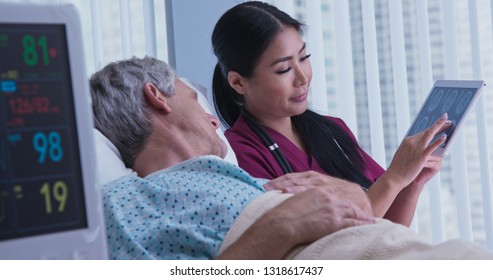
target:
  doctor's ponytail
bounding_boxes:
[212,63,241,128]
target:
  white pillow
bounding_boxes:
[94,78,238,188]
[93,129,134,188]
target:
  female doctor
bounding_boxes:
[211,1,451,226]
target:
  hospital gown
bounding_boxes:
[102,155,266,259]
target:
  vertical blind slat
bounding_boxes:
[441,0,460,78]
[90,0,103,70]
[388,0,411,139]
[306,0,329,113]
[143,0,157,58]
[442,0,473,243]
[476,98,493,249]
[416,0,445,244]
[361,0,386,167]
[416,0,433,89]
[388,0,418,232]
[470,0,493,249]
[333,0,358,136]
[120,0,132,58]
[272,0,295,18]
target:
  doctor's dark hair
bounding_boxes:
[211,1,372,188]
[211,1,303,127]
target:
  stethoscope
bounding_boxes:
[242,110,370,191]
[241,110,294,174]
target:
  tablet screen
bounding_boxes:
[406,81,484,156]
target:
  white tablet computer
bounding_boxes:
[406,80,485,157]
[0,3,107,259]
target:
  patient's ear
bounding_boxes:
[143,83,171,113]
[227,71,247,95]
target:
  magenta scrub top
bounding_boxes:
[225,115,385,183]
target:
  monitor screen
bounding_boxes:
[0,24,88,241]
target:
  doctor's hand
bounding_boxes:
[408,155,442,188]
[383,114,451,191]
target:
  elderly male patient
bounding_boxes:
[91,56,493,260]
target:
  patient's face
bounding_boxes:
[171,79,228,158]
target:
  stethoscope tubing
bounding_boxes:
[241,110,293,174]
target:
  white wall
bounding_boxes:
[165,0,239,102]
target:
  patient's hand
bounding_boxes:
[267,188,375,247]
[264,171,373,216]
[217,187,374,260]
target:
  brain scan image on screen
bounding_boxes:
[410,116,430,136]
[456,90,473,114]
[408,86,479,140]
[442,89,458,112]
[428,88,443,112]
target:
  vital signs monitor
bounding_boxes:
[0,2,107,259]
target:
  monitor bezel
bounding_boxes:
[0,2,107,259]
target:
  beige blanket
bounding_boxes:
[219,191,493,259]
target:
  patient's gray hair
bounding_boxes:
[90,56,176,168]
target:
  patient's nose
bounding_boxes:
[209,114,220,129]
